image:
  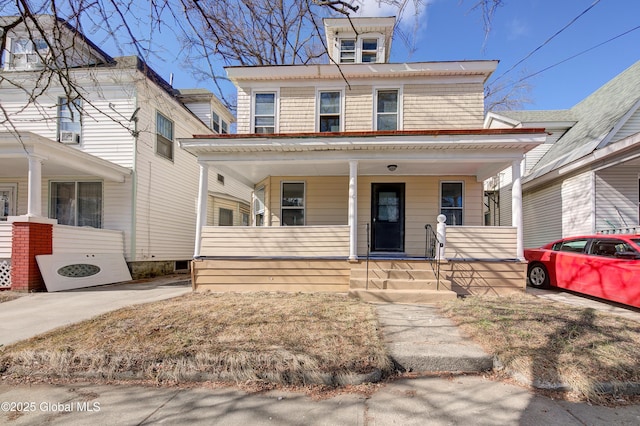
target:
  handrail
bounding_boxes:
[424,224,443,290]
[366,222,370,290]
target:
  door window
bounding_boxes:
[0,185,17,220]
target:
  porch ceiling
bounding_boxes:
[180,130,547,186]
[0,132,131,182]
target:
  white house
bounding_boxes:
[0,15,251,291]
[180,16,548,302]
[485,60,640,248]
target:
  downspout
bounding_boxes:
[129,98,139,264]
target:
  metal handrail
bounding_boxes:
[366,222,370,290]
[424,224,443,290]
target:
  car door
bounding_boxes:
[586,238,640,305]
[552,238,590,291]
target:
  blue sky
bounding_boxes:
[84,0,639,112]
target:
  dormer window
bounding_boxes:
[337,36,382,64]
[361,39,378,63]
[6,37,49,70]
[339,39,356,63]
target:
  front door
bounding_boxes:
[371,183,405,252]
[0,185,16,221]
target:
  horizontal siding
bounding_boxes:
[561,172,593,237]
[0,223,12,258]
[613,109,640,141]
[53,225,125,254]
[199,226,350,257]
[444,260,527,296]
[403,83,484,129]
[192,258,350,292]
[345,85,373,131]
[235,88,251,134]
[596,164,639,230]
[279,87,315,132]
[446,226,517,259]
[184,102,211,130]
[523,181,563,248]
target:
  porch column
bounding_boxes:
[348,160,358,261]
[194,161,208,258]
[512,159,524,260]
[27,155,44,217]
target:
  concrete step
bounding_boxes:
[349,289,457,304]
[349,278,452,291]
[349,268,438,280]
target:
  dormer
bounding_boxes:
[323,16,395,64]
[1,15,111,72]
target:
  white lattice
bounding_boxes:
[0,259,11,288]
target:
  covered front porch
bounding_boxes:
[181,129,545,300]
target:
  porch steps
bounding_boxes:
[348,261,456,304]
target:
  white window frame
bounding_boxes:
[252,91,278,134]
[374,87,402,131]
[280,181,305,226]
[5,36,49,71]
[211,111,220,133]
[156,111,174,161]
[316,89,344,133]
[49,180,103,228]
[337,34,384,64]
[58,97,82,144]
[440,181,464,226]
[339,38,356,63]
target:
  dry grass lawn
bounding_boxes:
[0,292,392,387]
[439,293,640,403]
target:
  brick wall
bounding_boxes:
[11,222,53,292]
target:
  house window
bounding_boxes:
[217,174,225,185]
[242,212,250,226]
[156,112,174,161]
[58,97,82,144]
[212,111,220,133]
[7,37,48,70]
[254,92,275,134]
[254,186,265,226]
[361,38,378,63]
[281,182,305,226]
[340,39,356,63]
[219,208,233,226]
[376,89,398,131]
[50,181,102,228]
[319,91,341,132]
[221,120,228,134]
[440,182,463,226]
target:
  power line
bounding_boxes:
[492,0,602,84]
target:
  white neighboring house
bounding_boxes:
[0,15,250,291]
[485,60,640,248]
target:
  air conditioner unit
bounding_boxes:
[59,131,80,144]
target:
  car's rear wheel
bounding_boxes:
[527,264,550,288]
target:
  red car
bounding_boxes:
[524,234,640,309]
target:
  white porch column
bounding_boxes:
[27,155,43,217]
[348,160,358,261]
[194,162,209,258]
[512,159,524,260]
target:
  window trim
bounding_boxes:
[440,181,464,226]
[219,207,234,226]
[5,36,49,70]
[48,180,103,228]
[280,181,306,226]
[316,89,344,133]
[374,87,402,131]
[155,111,174,161]
[211,111,220,133]
[336,34,384,64]
[252,90,278,134]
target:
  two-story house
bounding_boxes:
[180,16,548,302]
[0,15,250,292]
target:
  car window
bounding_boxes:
[589,239,636,257]
[631,238,640,247]
[554,239,588,253]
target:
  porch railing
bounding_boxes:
[424,224,443,290]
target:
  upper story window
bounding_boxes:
[319,91,341,132]
[376,89,398,131]
[156,112,174,161]
[5,37,49,70]
[254,92,276,134]
[212,111,220,133]
[58,97,82,144]
[337,36,382,64]
[441,182,463,226]
[221,120,228,134]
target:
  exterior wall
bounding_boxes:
[0,222,11,258]
[192,258,351,292]
[279,87,315,132]
[52,225,124,254]
[444,260,527,296]
[403,83,485,129]
[344,85,374,131]
[211,196,250,226]
[523,181,563,248]
[561,172,594,237]
[595,163,639,230]
[446,226,517,259]
[10,221,53,292]
[236,88,251,134]
[613,109,640,141]
[199,226,350,257]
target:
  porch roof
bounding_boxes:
[180,129,547,186]
[0,132,131,182]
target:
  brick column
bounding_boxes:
[10,218,55,292]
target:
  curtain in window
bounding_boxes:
[50,182,102,228]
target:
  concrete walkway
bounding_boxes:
[0,275,191,347]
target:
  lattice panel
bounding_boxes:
[0,259,11,288]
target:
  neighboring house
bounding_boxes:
[180,16,548,301]
[486,60,640,248]
[0,15,250,291]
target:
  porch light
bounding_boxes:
[387,164,397,172]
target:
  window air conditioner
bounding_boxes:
[59,131,80,144]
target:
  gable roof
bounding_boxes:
[526,60,640,180]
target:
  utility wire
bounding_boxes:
[492,0,602,84]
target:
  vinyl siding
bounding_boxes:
[280,87,315,132]
[612,108,640,142]
[595,164,639,230]
[183,102,211,130]
[0,223,11,258]
[235,88,251,134]
[561,172,593,237]
[403,83,484,129]
[212,196,250,226]
[345,85,373,131]
[52,225,125,254]
[523,181,563,248]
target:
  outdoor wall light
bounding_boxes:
[387,164,398,172]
